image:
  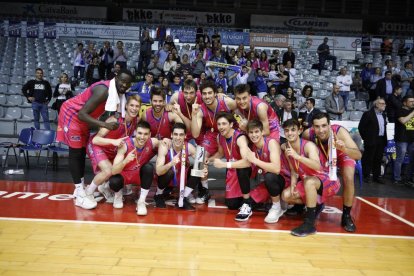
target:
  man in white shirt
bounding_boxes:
[336,67,353,111]
[230,66,251,86]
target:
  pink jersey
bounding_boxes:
[308,124,356,169]
[120,137,155,185]
[251,137,274,175]
[145,108,172,139]
[200,97,231,133]
[280,151,291,187]
[219,130,244,198]
[165,142,190,186]
[287,139,340,204]
[237,97,280,140]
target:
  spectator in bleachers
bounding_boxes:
[215,70,228,94]
[282,46,295,68]
[192,52,206,78]
[268,49,280,65]
[163,53,178,80]
[22,68,52,130]
[128,72,154,104]
[285,60,296,88]
[164,35,176,50]
[401,61,413,97]
[157,44,170,65]
[196,72,207,88]
[276,63,289,93]
[176,54,192,76]
[236,44,246,57]
[225,47,236,64]
[202,42,213,61]
[393,95,414,186]
[358,98,387,184]
[138,30,154,76]
[361,62,374,90]
[160,76,174,99]
[351,71,364,94]
[336,67,353,110]
[229,65,251,86]
[263,85,278,105]
[258,51,270,72]
[113,40,128,69]
[317,37,337,72]
[249,51,260,71]
[73,43,86,81]
[375,70,398,100]
[84,42,98,73]
[369,67,383,103]
[85,56,103,86]
[171,48,181,64]
[255,68,269,99]
[285,87,297,108]
[270,94,286,114]
[382,59,400,77]
[277,99,298,144]
[297,85,314,113]
[52,73,74,114]
[147,55,163,79]
[325,84,345,121]
[386,85,403,123]
[234,50,247,66]
[299,97,321,130]
[107,62,121,80]
[380,37,392,56]
[99,41,114,80]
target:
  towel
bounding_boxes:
[104,79,127,118]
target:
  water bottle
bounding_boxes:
[4,169,14,175]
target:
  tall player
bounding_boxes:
[156,123,207,210]
[141,87,182,139]
[302,112,361,232]
[57,69,133,210]
[191,81,237,204]
[281,119,341,237]
[86,95,141,207]
[233,84,281,142]
[109,121,162,215]
[244,119,286,223]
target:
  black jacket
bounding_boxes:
[22,79,52,103]
[375,78,398,99]
[358,108,387,146]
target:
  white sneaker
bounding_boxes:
[122,184,133,196]
[113,191,123,209]
[136,201,147,216]
[98,182,114,204]
[264,208,284,224]
[187,193,196,204]
[74,188,97,210]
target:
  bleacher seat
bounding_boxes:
[0,106,22,135]
[0,84,8,94]
[0,94,6,105]
[349,111,363,121]
[7,84,21,95]
[348,91,356,101]
[347,101,354,111]
[354,101,368,111]
[5,95,23,106]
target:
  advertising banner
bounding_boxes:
[249,33,288,47]
[26,21,39,38]
[43,22,56,39]
[219,31,250,46]
[169,28,196,43]
[8,21,22,37]
[289,35,361,51]
[56,23,140,40]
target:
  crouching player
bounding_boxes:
[244,119,286,223]
[109,121,161,215]
[86,95,141,207]
[302,112,361,232]
[156,123,207,211]
[281,119,341,237]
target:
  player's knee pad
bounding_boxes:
[109,174,125,192]
[265,173,285,197]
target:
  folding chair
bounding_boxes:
[20,129,55,169]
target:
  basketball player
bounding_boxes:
[302,112,361,232]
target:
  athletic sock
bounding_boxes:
[343,205,352,216]
[201,180,208,189]
[272,201,281,210]
[138,188,149,203]
[156,187,164,195]
[86,182,97,195]
[184,186,193,197]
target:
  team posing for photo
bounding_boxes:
[57,69,361,237]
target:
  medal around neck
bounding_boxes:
[191,146,206,177]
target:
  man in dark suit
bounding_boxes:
[375,70,398,100]
[299,97,321,130]
[358,98,387,184]
[277,99,298,143]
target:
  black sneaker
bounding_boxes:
[196,187,211,204]
[179,197,195,211]
[341,214,356,232]
[154,194,166,208]
[235,203,253,221]
[291,222,316,237]
[285,204,305,216]
[315,203,325,218]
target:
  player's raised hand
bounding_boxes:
[192,103,200,114]
[172,153,181,166]
[112,136,128,147]
[285,142,300,160]
[105,121,120,130]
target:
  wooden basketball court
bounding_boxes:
[0,180,413,275]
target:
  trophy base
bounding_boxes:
[191,169,204,177]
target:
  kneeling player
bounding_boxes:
[156,123,207,211]
[302,112,361,232]
[281,119,341,237]
[109,121,161,215]
[244,119,286,223]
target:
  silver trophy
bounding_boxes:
[191,146,206,177]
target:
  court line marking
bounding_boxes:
[356,196,414,228]
[1,216,413,240]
